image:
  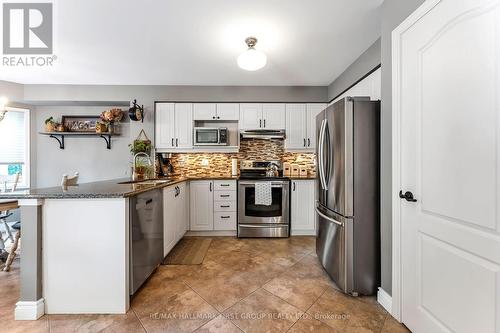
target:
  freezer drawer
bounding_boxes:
[315,205,353,294]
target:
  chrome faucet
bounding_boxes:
[133,152,153,180]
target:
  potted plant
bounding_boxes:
[95,121,108,133]
[45,117,57,132]
[129,129,151,155]
[99,108,123,134]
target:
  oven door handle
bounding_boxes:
[238,182,287,186]
[238,224,288,228]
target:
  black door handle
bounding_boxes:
[399,190,417,202]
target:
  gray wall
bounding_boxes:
[380,0,425,295]
[20,85,327,187]
[0,80,24,101]
[327,38,381,101]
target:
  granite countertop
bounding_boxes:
[0,174,314,200]
[0,174,238,200]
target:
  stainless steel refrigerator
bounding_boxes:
[316,97,380,296]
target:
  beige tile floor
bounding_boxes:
[0,237,411,333]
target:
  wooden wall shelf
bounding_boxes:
[39,132,119,150]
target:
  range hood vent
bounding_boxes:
[240,129,286,140]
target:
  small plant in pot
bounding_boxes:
[45,117,57,132]
[95,121,108,133]
[129,139,152,155]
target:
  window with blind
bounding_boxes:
[0,108,30,189]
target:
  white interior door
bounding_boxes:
[396,1,500,332]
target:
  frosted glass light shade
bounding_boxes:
[237,48,267,71]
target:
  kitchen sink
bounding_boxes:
[118,179,173,185]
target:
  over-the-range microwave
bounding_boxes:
[193,127,228,146]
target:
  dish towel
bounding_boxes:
[255,182,272,206]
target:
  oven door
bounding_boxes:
[194,128,220,145]
[238,180,290,224]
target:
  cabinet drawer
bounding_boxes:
[214,180,236,191]
[214,212,237,231]
[214,191,236,201]
[214,200,237,212]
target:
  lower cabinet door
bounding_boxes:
[176,183,188,241]
[291,180,316,235]
[190,181,214,231]
[214,212,237,231]
[163,186,178,256]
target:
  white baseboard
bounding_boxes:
[185,230,237,237]
[377,287,392,314]
[290,230,316,236]
[15,299,45,320]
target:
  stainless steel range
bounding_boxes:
[237,160,290,238]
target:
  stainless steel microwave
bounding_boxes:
[193,127,228,146]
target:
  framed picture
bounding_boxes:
[62,115,99,132]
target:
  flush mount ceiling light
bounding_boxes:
[237,37,267,71]
[0,97,8,122]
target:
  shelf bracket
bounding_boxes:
[100,134,112,149]
[49,134,65,149]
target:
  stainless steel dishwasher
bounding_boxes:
[129,189,163,295]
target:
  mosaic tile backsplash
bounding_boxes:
[167,139,316,177]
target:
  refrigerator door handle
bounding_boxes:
[318,119,328,190]
[315,205,344,227]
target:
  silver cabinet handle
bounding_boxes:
[303,138,306,147]
[259,119,262,128]
[176,138,179,147]
[209,182,212,192]
[263,119,266,128]
[220,205,230,208]
[221,216,231,219]
[220,184,230,187]
[293,182,296,191]
[171,138,174,146]
[308,138,311,147]
[220,194,230,197]
[315,206,343,227]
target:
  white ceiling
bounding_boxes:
[0,0,383,86]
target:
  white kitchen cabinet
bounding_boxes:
[213,180,237,231]
[175,182,189,240]
[190,181,214,231]
[306,104,327,150]
[291,180,316,235]
[285,104,308,149]
[285,103,326,151]
[163,182,189,256]
[155,103,176,149]
[193,103,239,121]
[240,103,285,130]
[239,103,262,129]
[262,104,285,130]
[216,103,239,120]
[193,103,216,120]
[175,104,194,148]
[155,103,193,150]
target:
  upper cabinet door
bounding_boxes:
[174,103,193,148]
[262,104,285,130]
[155,103,175,149]
[193,103,216,120]
[216,104,239,120]
[285,104,307,150]
[306,104,327,150]
[239,103,263,130]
